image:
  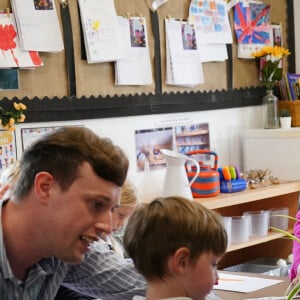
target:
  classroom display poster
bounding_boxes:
[0,130,17,172]
[21,126,61,151]
[135,127,173,172]
[21,125,84,151]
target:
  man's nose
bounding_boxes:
[95,211,113,236]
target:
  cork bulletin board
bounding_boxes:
[0,0,295,122]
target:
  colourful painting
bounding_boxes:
[234,2,271,45]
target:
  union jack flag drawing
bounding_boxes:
[234,2,271,45]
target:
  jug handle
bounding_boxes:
[185,156,200,186]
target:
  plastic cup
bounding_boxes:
[269,207,289,230]
[243,210,270,237]
[222,216,232,248]
[231,215,250,244]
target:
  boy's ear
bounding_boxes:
[172,247,191,274]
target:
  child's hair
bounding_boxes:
[121,179,138,208]
[123,196,227,281]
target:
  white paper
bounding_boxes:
[165,19,204,87]
[10,0,64,52]
[115,16,152,85]
[214,272,283,293]
[78,0,124,64]
[198,44,228,62]
[188,0,233,45]
[0,13,43,68]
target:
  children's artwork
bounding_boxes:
[0,13,43,68]
[188,0,232,45]
[234,1,271,58]
[0,69,19,90]
[115,16,152,85]
[165,19,204,87]
[10,0,64,52]
[78,0,124,63]
[0,130,17,172]
[135,127,173,172]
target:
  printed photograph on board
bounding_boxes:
[135,127,173,172]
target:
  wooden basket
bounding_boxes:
[278,100,300,127]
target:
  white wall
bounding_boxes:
[14,105,261,203]
[294,0,300,73]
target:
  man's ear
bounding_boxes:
[171,247,191,275]
[34,172,54,204]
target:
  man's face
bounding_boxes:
[43,162,122,264]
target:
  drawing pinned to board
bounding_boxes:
[135,127,173,172]
[0,13,43,68]
[234,1,271,58]
[0,130,17,172]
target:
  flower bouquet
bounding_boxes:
[0,102,27,131]
[252,46,291,90]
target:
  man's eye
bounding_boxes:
[92,201,103,212]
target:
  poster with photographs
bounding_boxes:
[0,130,17,173]
[21,126,61,151]
[135,127,173,172]
[21,125,84,151]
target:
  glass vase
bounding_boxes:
[262,89,280,129]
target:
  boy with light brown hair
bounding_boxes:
[124,196,227,300]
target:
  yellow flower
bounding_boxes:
[9,118,15,126]
[19,103,27,110]
[13,102,21,110]
[252,46,291,59]
[17,114,26,123]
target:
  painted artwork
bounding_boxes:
[234,2,271,45]
[0,13,43,68]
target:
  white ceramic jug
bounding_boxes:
[160,149,200,200]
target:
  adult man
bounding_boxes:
[0,126,146,299]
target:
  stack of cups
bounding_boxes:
[222,216,232,248]
[244,210,270,237]
[269,207,289,230]
[231,215,250,244]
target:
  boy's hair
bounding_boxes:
[124,196,227,281]
[13,126,129,199]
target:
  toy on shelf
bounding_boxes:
[218,166,247,193]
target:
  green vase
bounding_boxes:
[262,89,279,129]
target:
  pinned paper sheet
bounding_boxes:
[10,0,64,52]
[188,0,233,45]
[234,1,271,58]
[78,0,124,63]
[0,12,43,68]
[115,16,152,85]
[214,272,283,293]
[165,19,204,87]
